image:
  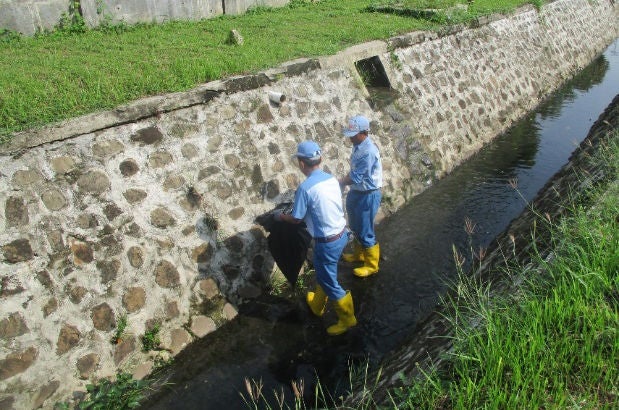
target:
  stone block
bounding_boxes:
[56,324,81,355]
[2,239,33,264]
[12,169,43,187]
[34,0,70,31]
[132,361,153,380]
[148,150,173,168]
[165,301,180,319]
[69,286,88,304]
[150,207,176,228]
[92,140,124,158]
[223,303,238,320]
[181,143,199,159]
[0,347,37,381]
[189,315,216,338]
[76,170,110,195]
[41,188,67,211]
[0,276,25,298]
[122,287,146,312]
[198,278,219,299]
[114,336,136,365]
[70,239,93,265]
[51,156,77,174]
[0,313,29,340]
[123,189,147,204]
[131,127,163,145]
[119,159,140,177]
[127,246,144,268]
[32,380,60,409]
[168,328,191,355]
[5,197,28,228]
[91,303,115,331]
[97,259,120,284]
[192,243,213,264]
[76,353,100,380]
[163,175,185,191]
[155,260,180,288]
[43,298,58,317]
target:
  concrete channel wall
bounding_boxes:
[1,0,617,408]
[0,0,290,35]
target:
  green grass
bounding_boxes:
[392,135,619,408]
[79,372,149,409]
[0,0,536,142]
[110,314,128,345]
[141,324,161,352]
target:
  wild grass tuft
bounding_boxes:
[393,133,619,408]
[110,314,128,345]
[240,358,383,409]
[79,372,150,409]
[141,323,161,352]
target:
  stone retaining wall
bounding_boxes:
[0,0,617,408]
[0,0,290,36]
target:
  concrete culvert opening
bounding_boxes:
[354,56,399,108]
[355,56,391,88]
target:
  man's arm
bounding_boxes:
[338,174,353,187]
[340,152,370,188]
[278,213,302,224]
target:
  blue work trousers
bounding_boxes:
[346,189,381,248]
[313,233,348,300]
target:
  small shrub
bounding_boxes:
[57,0,87,34]
[79,372,148,409]
[110,314,128,345]
[141,324,161,352]
[0,29,21,43]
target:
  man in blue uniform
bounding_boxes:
[275,140,357,335]
[338,115,383,277]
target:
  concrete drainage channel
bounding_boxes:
[0,1,617,408]
[141,40,619,410]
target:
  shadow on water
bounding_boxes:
[141,39,619,409]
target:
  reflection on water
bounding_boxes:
[142,38,619,410]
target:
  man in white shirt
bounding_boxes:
[276,140,356,335]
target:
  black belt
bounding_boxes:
[351,188,380,194]
[314,228,346,243]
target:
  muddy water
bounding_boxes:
[141,38,619,409]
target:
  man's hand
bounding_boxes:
[338,175,351,192]
[273,209,284,222]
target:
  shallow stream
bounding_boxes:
[141,38,619,409]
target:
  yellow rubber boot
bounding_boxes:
[306,285,328,317]
[341,241,364,263]
[353,244,380,278]
[327,292,357,336]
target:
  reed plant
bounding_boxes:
[1,0,537,142]
[390,133,619,408]
[240,359,383,409]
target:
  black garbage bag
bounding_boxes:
[255,203,311,286]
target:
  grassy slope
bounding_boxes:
[393,135,619,408]
[0,0,533,141]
